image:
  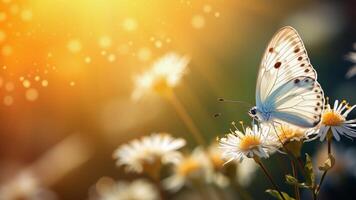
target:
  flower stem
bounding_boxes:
[166,91,206,146]
[254,158,286,200]
[291,160,300,200]
[316,137,333,198]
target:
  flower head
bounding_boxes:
[205,143,230,187]
[276,124,308,144]
[162,147,213,191]
[113,133,186,174]
[92,177,160,200]
[317,100,356,141]
[236,158,258,187]
[219,123,279,163]
[273,123,315,157]
[0,171,56,200]
[132,53,189,100]
[346,43,356,78]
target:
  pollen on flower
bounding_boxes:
[322,111,345,126]
[239,135,261,151]
[278,125,305,143]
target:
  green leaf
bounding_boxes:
[285,174,312,189]
[285,174,298,185]
[304,153,315,187]
[318,154,335,171]
[266,189,295,200]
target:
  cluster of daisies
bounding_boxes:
[88,52,356,200]
[90,133,259,199]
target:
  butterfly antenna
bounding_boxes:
[218,98,252,108]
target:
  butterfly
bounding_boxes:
[248,26,325,128]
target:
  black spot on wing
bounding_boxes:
[274,62,282,69]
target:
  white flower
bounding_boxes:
[162,147,213,192]
[113,133,186,173]
[132,52,189,100]
[205,143,230,187]
[346,43,356,78]
[317,100,356,141]
[0,171,56,200]
[219,123,279,163]
[93,178,160,200]
[237,158,258,187]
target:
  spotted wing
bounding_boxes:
[256,26,324,127]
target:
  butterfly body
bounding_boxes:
[249,26,325,128]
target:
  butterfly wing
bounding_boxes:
[256,26,324,127]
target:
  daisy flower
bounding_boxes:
[205,143,230,187]
[92,177,160,200]
[162,147,213,192]
[131,52,190,100]
[317,100,356,141]
[0,171,56,200]
[273,123,314,157]
[237,158,258,187]
[345,43,356,78]
[276,124,309,144]
[113,133,185,175]
[218,123,279,163]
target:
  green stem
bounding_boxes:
[316,137,332,199]
[255,158,286,200]
[291,160,300,200]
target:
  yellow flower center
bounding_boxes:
[209,153,224,169]
[177,158,201,176]
[239,135,261,151]
[322,111,345,126]
[278,126,304,143]
[152,77,170,94]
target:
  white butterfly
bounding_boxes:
[248,26,325,128]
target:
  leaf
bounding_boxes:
[304,153,315,188]
[285,174,298,185]
[318,154,335,171]
[285,174,312,189]
[266,189,295,200]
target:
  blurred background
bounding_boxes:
[0,0,355,199]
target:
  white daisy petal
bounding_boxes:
[113,133,185,173]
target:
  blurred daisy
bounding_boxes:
[346,43,356,78]
[205,143,230,187]
[206,143,225,171]
[317,100,356,141]
[163,147,213,192]
[113,133,185,175]
[219,123,278,163]
[237,158,258,187]
[132,53,190,100]
[93,177,160,200]
[0,171,56,200]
